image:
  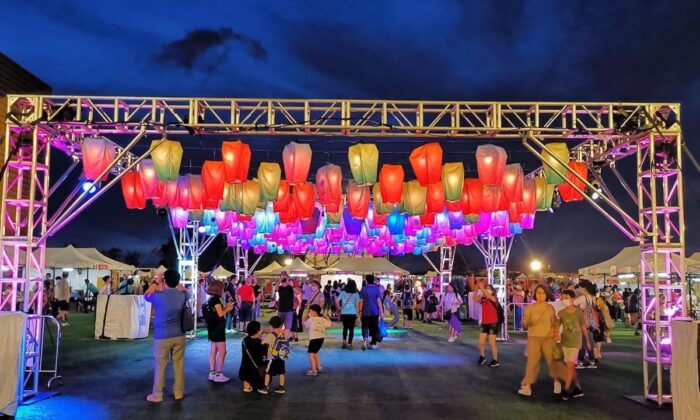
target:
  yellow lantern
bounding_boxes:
[348,143,379,185]
[372,183,394,214]
[258,162,281,201]
[442,162,464,202]
[326,196,344,225]
[535,177,555,210]
[220,183,236,211]
[541,142,569,185]
[240,180,260,215]
[150,139,183,181]
[401,180,427,216]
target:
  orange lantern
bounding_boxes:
[446,200,461,212]
[508,202,522,223]
[426,182,445,213]
[372,183,394,214]
[476,144,507,185]
[442,163,464,202]
[558,161,588,202]
[138,159,159,199]
[464,178,483,215]
[258,162,281,202]
[222,140,251,183]
[202,161,226,200]
[409,143,443,186]
[292,182,315,219]
[273,180,290,213]
[521,178,537,214]
[279,200,297,224]
[459,182,470,214]
[373,210,388,226]
[379,164,404,204]
[121,170,146,209]
[501,163,524,202]
[347,181,371,218]
[283,142,312,184]
[316,164,343,209]
[498,187,510,211]
[420,211,435,226]
[82,137,116,181]
[150,139,183,181]
[482,185,502,213]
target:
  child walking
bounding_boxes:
[303,303,332,376]
[260,316,289,394]
[557,290,590,399]
[203,279,234,383]
[239,321,267,393]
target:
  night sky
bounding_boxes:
[2,0,699,272]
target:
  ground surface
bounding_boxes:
[16,310,672,420]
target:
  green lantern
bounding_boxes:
[442,162,464,202]
[258,162,281,201]
[150,139,183,181]
[542,142,569,185]
[535,177,554,210]
[348,143,379,185]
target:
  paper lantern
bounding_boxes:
[420,211,435,226]
[150,139,182,181]
[273,180,290,213]
[464,178,483,215]
[501,164,524,202]
[508,202,522,223]
[222,140,251,183]
[379,164,404,204]
[283,142,312,184]
[541,142,569,185]
[82,137,117,182]
[186,175,205,210]
[521,213,535,229]
[347,181,371,219]
[316,164,343,209]
[219,183,236,211]
[521,178,537,214]
[558,161,588,202]
[387,210,405,235]
[327,205,342,225]
[373,208,388,226]
[202,161,226,200]
[372,183,394,214]
[138,159,159,199]
[240,180,260,215]
[401,180,427,216]
[446,200,461,212]
[215,210,233,232]
[279,200,297,224]
[257,162,281,201]
[409,143,442,186]
[120,170,146,209]
[459,182,470,215]
[292,182,315,219]
[170,208,189,229]
[442,163,464,202]
[426,183,445,213]
[343,207,363,235]
[476,144,507,185]
[348,143,379,185]
[535,177,554,211]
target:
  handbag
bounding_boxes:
[181,296,195,333]
[378,317,388,338]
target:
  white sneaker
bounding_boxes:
[606,337,612,344]
[213,373,230,383]
[553,381,562,395]
[208,372,216,381]
[447,336,456,343]
[371,344,379,350]
[61,322,69,327]
[518,385,532,396]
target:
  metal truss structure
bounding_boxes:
[1,95,686,405]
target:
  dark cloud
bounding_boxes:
[154,27,266,71]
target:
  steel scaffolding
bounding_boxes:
[0,95,685,404]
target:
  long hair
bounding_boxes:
[532,284,552,302]
[344,279,358,294]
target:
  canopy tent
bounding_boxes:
[254,261,284,277]
[285,257,320,275]
[75,248,136,271]
[578,246,700,281]
[43,245,100,269]
[201,265,234,278]
[304,253,341,270]
[325,256,409,275]
[136,265,167,277]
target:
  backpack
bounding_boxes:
[582,296,600,331]
[271,334,291,361]
[402,291,413,307]
[202,299,220,327]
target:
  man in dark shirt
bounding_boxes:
[276,274,295,337]
[360,274,384,350]
[224,275,237,332]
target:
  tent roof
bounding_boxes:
[75,248,135,271]
[44,245,100,269]
[254,261,284,276]
[578,246,700,277]
[201,265,234,278]
[326,257,409,275]
[286,257,319,274]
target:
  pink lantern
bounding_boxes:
[82,136,116,181]
[121,170,146,209]
[501,163,524,202]
[283,142,313,184]
[476,144,507,185]
[170,208,189,228]
[138,159,159,199]
[520,213,535,229]
[316,164,343,209]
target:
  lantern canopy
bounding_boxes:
[292,182,315,219]
[442,163,464,202]
[409,143,443,186]
[379,164,404,204]
[138,159,159,199]
[348,143,379,185]
[558,161,588,202]
[347,181,371,219]
[121,170,146,209]
[475,144,507,185]
[201,161,226,200]
[401,180,427,216]
[316,164,343,209]
[82,137,117,182]
[283,142,312,184]
[501,163,524,202]
[222,140,251,183]
[541,142,570,185]
[258,162,281,201]
[426,182,445,213]
[150,139,183,181]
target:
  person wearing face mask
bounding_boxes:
[306,280,325,314]
[557,290,590,400]
[473,282,500,366]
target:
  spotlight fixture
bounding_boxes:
[81,180,99,194]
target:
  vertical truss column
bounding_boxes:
[177,221,199,338]
[637,130,686,405]
[476,235,512,340]
[234,242,248,281]
[439,246,454,292]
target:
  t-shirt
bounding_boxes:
[145,288,187,339]
[574,294,592,310]
[400,291,413,307]
[237,284,255,302]
[338,291,361,315]
[99,283,112,295]
[277,285,295,312]
[441,292,462,313]
[262,332,279,359]
[304,316,332,340]
[558,307,585,348]
[480,297,499,324]
[253,285,261,298]
[360,284,382,316]
[302,283,313,300]
[523,302,556,338]
[54,279,69,301]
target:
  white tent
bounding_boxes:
[201,265,234,278]
[254,261,284,277]
[325,256,409,275]
[285,258,319,275]
[137,265,167,277]
[75,248,136,271]
[578,246,700,281]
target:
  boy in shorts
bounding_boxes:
[260,316,287,395]
[556,290,591,400]
[303,304,332,376]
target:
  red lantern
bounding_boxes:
[278,200,297,224]
[409,143,442,186]
[347,181,371,218]
[498,187,510,211]
[558,161,588,202]
[187,175,205,210]
[426,183,445,213]
[521,179,537,214]
[420,211,435,226]
[222,140,251,183]
[508,202,522,223]
[446,200,461,212]
[273,180,290,213]
[292,182,315,220]
[476,144,507,185]
[464,178,483,215]
[501,164,524,202]
[121,170,146,209]
[482,185,502,213]
[82,137,116,181]
[138,159,159,199]
[202,161,226,200]
[373,209,387,226]
[459,182,470,214]
[379,164,404,204]
[283,142,313,184]
[316,164,342,209]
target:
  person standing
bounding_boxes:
[473,283,499,365]
[360,274,384,350]
[236,277,256,334]
[301,278,313,316]
[239,321,267,393]
[629,288,641,336]
[203,279,234,383]
[338,279,362,349]
[557,290,590,400]
[574,280,600,368]
[511,283,525,331]
[224,275,237,333]
[276,274,295,338]
[144,269,188,403]
[53,275,71,326]
[290,283,303,342]
[100,275,113,295]
[440,283,463,343]
[399,284,415,329]
[252,277,262,321]
[303,304,332,376]
[414,282,424,322]
[323,280,333,316]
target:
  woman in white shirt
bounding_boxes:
[439,283,463,343]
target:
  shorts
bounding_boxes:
[403,308,413,320]
[238,302,253,323]
[308,338,325,354]
[266,358,285,376]
[278,311,294,331]
[562,347,578,363]
[207,326,226,343]
[480,323,500,335]
[53,300,69,311]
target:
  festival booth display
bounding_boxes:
[94,294,151,340]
